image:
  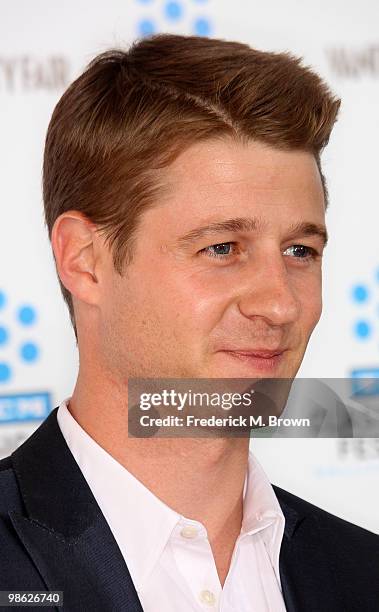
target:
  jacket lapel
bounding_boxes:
[10,408,144,612]
[273,485,343,612]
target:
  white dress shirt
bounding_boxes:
[57,399,287,611]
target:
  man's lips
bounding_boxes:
[219,349,287,358]
[218,348,288,370]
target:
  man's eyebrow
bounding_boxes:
[286,221,328,247]
[176,217,262,247]
[175,217,328,247]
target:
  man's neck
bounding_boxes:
[68,372,250,585]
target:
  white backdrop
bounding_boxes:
[0,0,378,532]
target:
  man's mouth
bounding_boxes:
[218,348,287,372]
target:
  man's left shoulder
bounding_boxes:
[273,483,379,549]
[273,485,378,609]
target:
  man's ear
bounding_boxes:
[51,211,102,307]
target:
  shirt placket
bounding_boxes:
[170,518,223,610]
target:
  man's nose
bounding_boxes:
[237,254,300,326]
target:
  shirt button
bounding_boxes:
[180,524,198,539]
[199,590,216,606]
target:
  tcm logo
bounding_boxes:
[0,392,51,424]
[134,0,212,37]
[350,370,379,397]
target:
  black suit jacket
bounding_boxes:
[0,408,377,612]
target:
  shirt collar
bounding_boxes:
[57,398,285,591]
[243,452,284,533]
[242,451,286,583]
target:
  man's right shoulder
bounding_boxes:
[0,454,21,513]
[0,454,16,495]
[0,455,12,471]
[0,452,59,592]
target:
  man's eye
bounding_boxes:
[200,242,236,258]
[283,245,318,259]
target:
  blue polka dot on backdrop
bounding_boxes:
[354,320,371,339]
[138,19,156,36]
[20,342,39,363]
[0,296,40,377]
[352,284,369,303]
[0,362,11,383]
[193,17,211,36]
[165,1,183,20]
[0,326,9,346]
[17,305,37,326]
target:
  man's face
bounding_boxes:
[98,138,326,380]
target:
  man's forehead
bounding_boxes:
[140,138,326,245]
[160,138,321,192]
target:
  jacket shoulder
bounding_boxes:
[0,454,22,511]
[273,484,379,609]
[0,455,12,472]
[273,483,379,546]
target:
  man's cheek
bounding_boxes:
[188,292,227,319]
[308,299,323,331]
